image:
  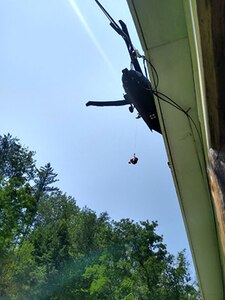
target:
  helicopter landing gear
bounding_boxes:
[129,105,134,113]
[136,114,141,119]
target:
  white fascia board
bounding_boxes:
[127,0,224,299]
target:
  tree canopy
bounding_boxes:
[0,134,200,299]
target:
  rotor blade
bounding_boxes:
[86,100,129,107]
[95,0,117,26]
[95,0,126,39]
[119,20,132,48]
[94,1,143,74]
[119,20,142,74]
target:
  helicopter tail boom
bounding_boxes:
[86,100,130,107]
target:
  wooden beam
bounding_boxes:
[196,0,225,150]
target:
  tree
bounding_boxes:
[0,134,60,298]
[0,134,59,249]
[2,240,46,300]
[0,134,35,182]
[83,219,200,300]
[0,134,36,251]
[34,163,58,202]
[0,134,200,299]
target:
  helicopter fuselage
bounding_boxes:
[122,68,161,134]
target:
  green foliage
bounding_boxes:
[0,134,200,299]
[82,219,199,300]
[0,134,35,182]
[34,163,59,202]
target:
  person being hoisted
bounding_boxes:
[128,153,138,165]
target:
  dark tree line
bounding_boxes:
[0,134,200,299]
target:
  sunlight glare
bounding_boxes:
[68,0,118,78]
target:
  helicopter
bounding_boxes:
[86,0,161,135]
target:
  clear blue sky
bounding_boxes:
[0,0,194,271]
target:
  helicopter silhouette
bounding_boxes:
[86,0,161,134]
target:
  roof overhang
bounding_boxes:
[127,0,225,298]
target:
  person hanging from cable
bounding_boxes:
[128,153,138,165]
